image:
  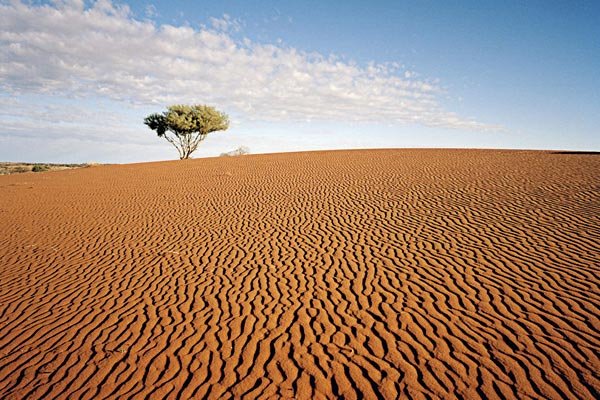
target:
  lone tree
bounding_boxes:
[144,104,229,159]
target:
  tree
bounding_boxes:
[144,104,229,159]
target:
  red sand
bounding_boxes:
[0,149,598,399]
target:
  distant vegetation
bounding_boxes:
[144,104,229,160]
[31,164,50,172]
[0,163,89,175]
[220,146,250,157]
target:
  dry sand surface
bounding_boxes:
[0,149,598,399]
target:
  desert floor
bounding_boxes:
[0,149,598,399]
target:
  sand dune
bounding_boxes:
[0,149,598,399]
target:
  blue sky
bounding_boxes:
[1,0,598,163]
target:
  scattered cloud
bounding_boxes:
[209,14,243,33]
[0,0,500,135]
[145,4,157,18]
[0,95,144,144]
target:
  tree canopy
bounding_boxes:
[144,104,229,159]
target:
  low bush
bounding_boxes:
[12,166,30,173]
[220,146,250,157]
[32,164,50,172]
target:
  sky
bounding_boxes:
[1,0,598,163]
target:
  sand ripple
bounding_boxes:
[0,149,598,399]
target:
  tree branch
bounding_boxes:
[163,132,185,159]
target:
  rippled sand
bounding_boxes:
[0,149,598,399]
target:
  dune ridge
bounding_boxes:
[0,149,598,399]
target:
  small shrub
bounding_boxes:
[220,146,250,157]
[12,166,29,173]
[32,164,50,172]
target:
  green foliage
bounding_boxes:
[144,104,229,159]
[32,164,50,172]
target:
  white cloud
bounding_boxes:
[209,14,242,33]
[0,0,500,135]
[144,4,157,18]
